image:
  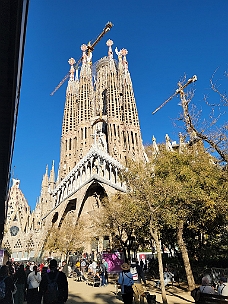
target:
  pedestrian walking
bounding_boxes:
[40,259,68,304]
[118,263,134,304]
[27,265,41,304]
[13,264,26,304]
[0,265,17,304]
[61,261,68,278]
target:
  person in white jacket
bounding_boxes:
[217,277,228,296]
[27,265,42,304]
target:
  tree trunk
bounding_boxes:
[150,223,168,304]
[122,247,127,262]
[176,220,195,291]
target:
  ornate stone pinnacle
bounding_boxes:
[68,58,75,81]
[68,58,76,66]
[106,39,113,47]
[121,48,128,56]
[81,44,87,52]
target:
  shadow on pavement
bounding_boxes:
[165,290,194,304]
[68,292,121,304]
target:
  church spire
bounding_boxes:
[41,165,49,196]
[58,39,146,182]
[49,160,55,190]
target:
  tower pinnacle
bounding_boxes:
[68,58,75,81]
[121,48,128,71]
[106,39,113,58]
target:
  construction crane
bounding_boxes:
[50,21,113,96]
[152,75,197,115]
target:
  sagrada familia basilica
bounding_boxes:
[2,32,183,261]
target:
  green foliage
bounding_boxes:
[92,192,150,260]
[125,144,228,261]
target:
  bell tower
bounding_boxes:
[58,39,146,183]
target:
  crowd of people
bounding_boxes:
[2,255,227,304]
[70,258,109,287]
[0,259,68,304]
[199,275,228,296]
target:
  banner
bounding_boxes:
[102,251,124,273]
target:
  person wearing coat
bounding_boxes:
[13,264,27,304]
[0,265,16,304]
[39,259,68,304]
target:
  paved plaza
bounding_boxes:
[67,277,195,304]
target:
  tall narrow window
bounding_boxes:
[113,124,116,137]
[131,131,134,145]
[85,127,87,139]
[81,128,83,140]
[135,133,138,146]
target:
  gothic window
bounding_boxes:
[102,89,107,115]
[123,131,126,148]
[74,137,77,151]
[135,133,138,146]
[131,131,134,145]
[85,127,87,139]
[127,131,130,149]
[113,124,116,137]
[81,128,83,140]
[69,139,72,150]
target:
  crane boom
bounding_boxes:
[50,22,113,96]
[152,91,178,115]
[88,21,113,53]
[152,75,197,114]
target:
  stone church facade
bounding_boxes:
[3,39,151,261]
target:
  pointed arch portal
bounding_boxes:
[78,182,107,219]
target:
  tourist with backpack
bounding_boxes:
[0,265,16,304]
[39,259,68,304]
[118,263,134,304]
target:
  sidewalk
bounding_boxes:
[67,278,122,304]
[67,278,195,304]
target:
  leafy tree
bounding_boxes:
[44,211,85,261]
[91,192,149,262]
[124,143,228,297]
[154,146,226,287]
[123,159,170,303]
[44,226,60,256]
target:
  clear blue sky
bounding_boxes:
[12,0,228,210]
